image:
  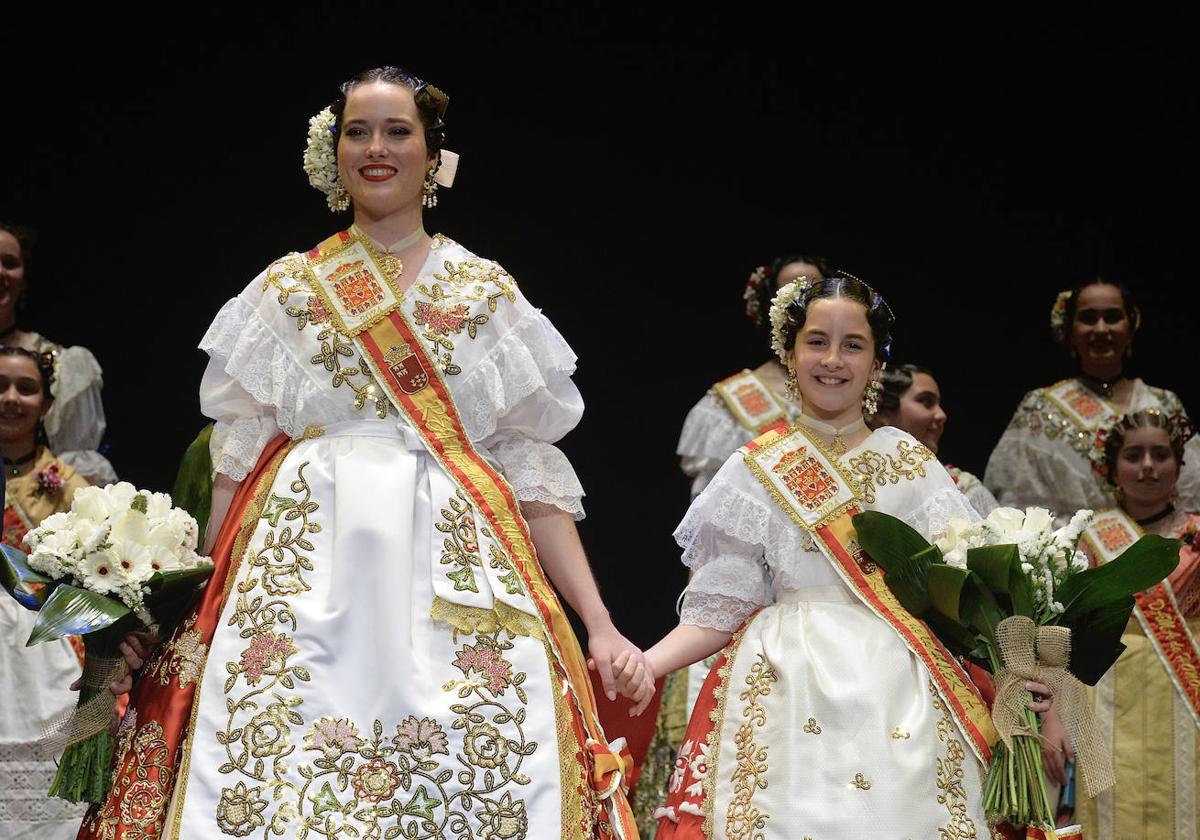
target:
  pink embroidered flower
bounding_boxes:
[352,758,402,803]
[452,642,513,694]
[393,716,449,760]
[33,465,65,498]
[239,632,297,686]
[304,717,363,760]
[307,295,332,325]
[414,300,471,335]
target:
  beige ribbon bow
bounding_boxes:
[40,654,128,754]
[992,615,1115,798]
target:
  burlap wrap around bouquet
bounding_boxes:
[852,506,1179,831]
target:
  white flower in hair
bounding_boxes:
[768,277,812,364]
[303,107,348,212]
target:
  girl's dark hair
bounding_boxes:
[0,221,35,286]
[1053,276,1141,348]
[329,66,448,156]
[876,363,933,416]
[747,253,831,333]
[1102,410,1193,487]
[778,272,895,362]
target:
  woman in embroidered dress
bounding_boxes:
[984,278,1200,518]
[870,363,999,516]
[628,275,1051,839]
[1041,410,1200,839]
[83,66,645,840]
[0,346,89,838]
[0,223,117,486]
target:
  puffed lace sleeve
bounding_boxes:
[677,393,750,499]
[467,284,586,519]
[43,345,118,485]
[198,265,343,481]
[898,460,982,543]
[673,456,777,631]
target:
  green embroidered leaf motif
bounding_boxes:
[262,495,297,528]
[447,567,479,593]
[497,570,524,596]
[311,782,341,815]
[403,786,440,820]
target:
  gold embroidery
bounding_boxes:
[846,440,936,504]
[412,258,517,375]
[803,717,822,735]
[84,717,172,840]
[891,727,912,740]
[214,460,537,838]
[145,615,207,688]
[270,255,392,419]
[701,623,751,838]
[439,488,483,592]
[930,681,980,839]
[725,653,778,840]
[850,773,872,790]
[430,596,544,641]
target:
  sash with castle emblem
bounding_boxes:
[742,425,998,763]
[1044,378,1119,436]
[302,229,637,836]
[711,369,790,435]
[1081,508,1200,728]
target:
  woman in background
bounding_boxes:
[0,346,88,838]
[1042,409,1200,839]
[870,362,999,515]
[0,222,116,485]
[985,278,1199,518]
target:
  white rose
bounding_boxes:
[72,486,116,523]
[27,528,81,579]
[1021,507,1054,537]
[935,517,976,557]
[144,492,173,520]
[106,482,138,510]
[166,508,199,551]
[985,507,1026,541]
[39,511,74,533]
[146,519,188,554]
[109,508,150,545]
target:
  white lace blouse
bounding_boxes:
[198,235,587,518]
[676,426,979,631]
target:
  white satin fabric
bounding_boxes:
[675,426,987,836]
[0,598,87,838]
[175,422,565,837]
[985,378,1200,518]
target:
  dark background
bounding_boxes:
[4,4,1195,646]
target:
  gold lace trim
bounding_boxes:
[430,595,544,641]
[930,680,980,839]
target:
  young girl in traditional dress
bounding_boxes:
[627,275,1051,839]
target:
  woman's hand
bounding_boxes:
[69,633,156,697]
[1027,679,1054,714]
[1040,705,1074,786]
[609,648,657,716]
[586,623,651,704]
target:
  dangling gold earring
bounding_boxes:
[785,365,801,402]
[422,169,439,208]
[862,367,884,419]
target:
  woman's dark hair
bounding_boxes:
[1101,410,1193,487]
[778,272,895,362]
[1052,276,1141,348]
[0,221,35,292]
[875,363,934,416]
[329,66,448,156]
[746,253,831,332]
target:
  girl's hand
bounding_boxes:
[69,633,156,697]
[1039,705,1074,786]
[1027,679,1054,714]
[586,623,649,703]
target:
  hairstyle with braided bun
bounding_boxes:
[1050,276,1141,348]
[1100,410,1194,487]
[329,66,449,156]
[875,363,933,417]
[744,253,832,331]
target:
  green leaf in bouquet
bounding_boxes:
[966,544,1036,618]
[1,543,60,609]
[1055,535,1181,620]
[1059,596,1134,686]
[27,584,132,646]
[144,563,216,624]
[928,563,971,624]
[928,564,1005,649]
[851,511,937,574]
[172,424,214,546]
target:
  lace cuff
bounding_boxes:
[489,436,585,519]
[679,591,760,632]
[674,471,808,567]
[210,415,280,482]
[901,485,980,542]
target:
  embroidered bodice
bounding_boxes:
[199,235,587,517]
[676,425,978,631]
[984,377,1200,517]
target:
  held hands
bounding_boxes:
[586,623,655,716]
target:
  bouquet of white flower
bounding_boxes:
[0,482,213,805]
[852,505,1179,833]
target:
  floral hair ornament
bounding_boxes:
[303,108,460,213]
[768,276,813,363]
[1089,409,1197,483]
[743,264,771,326]
[1049,289,1073,345]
